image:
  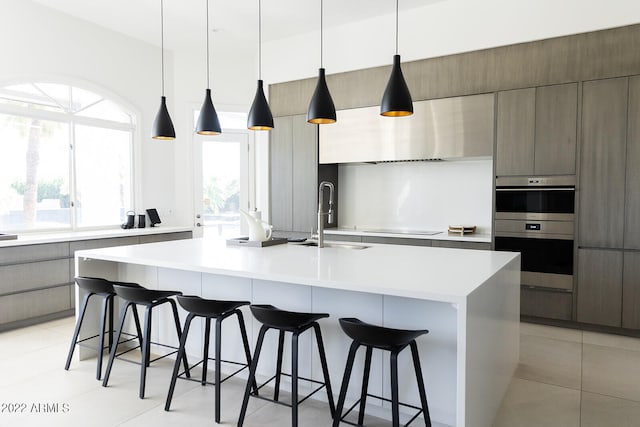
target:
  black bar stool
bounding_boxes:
[65,277,143,380]
[238,304,336,427]
[164,295,257,423]
[102,282,190,399]
[333,318,431,427]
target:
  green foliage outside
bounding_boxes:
[11,177,70,208]
[203,177,239,214]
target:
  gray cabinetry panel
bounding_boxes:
[139,232,192,244]
[577,248,623,327]
[0,285,72,324]
[496,88,535,176]
[325,234,362,243]
[69,236,140,253]
[625,76,640,250]
[622,251,640,329]
[534,83,578,175]
[292,115,318,233]
[361,236,432,246]
[432,240,491,250]
[579,78,627,249]
[1,258,70,295]
[521,288,573,320]
[270,116,293,232]
[0,242,69,265]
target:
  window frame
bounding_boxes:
[0,81,137,233]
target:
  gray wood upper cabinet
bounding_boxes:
[534,83,578,175]
[579,78,628,249]
[622,251,640,329]
[270,116,294,232]
[496,88,535,176]
[625,76,640,250]
[270,115,318,233]
[576,248,623,327]
[496,83,578,177]
[292,116,318,233]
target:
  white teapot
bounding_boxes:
[240,209,273,242]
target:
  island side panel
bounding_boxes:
[464,255,520,427]
[383,295,459,427]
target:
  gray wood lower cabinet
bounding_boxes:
[0,231,192,330]
[576,248,623,327]
[521,288,573,321]
[622,251,640,329]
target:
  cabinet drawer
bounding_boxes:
[0,285,72,324]
[0,258,71,295]
[0,242,69,265]
[361,236,431,246]
[70,237,140,253]
[521,287,573,320]
[139,232,192,244]
[432,240,491,250]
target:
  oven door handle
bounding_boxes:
[496,187,575,191]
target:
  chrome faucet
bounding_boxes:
[317,181,335,248]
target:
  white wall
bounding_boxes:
[338,160,493,233]
[0,0,177,223]
[262,0,640,84]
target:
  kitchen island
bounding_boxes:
[74,237,519,427]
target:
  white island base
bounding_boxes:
[74,238,520,427]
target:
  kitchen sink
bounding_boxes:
[297,241,370,250]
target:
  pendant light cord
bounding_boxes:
[320,0,324,67]
[161,0,165,96]
[206,0,210,88]
[395,0,399,55]
[258,0,262,79]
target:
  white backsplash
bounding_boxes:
[337,159,493,233]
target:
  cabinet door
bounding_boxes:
[579,78,627,248]
[622,251,640,329]
[625,76,640,249]
[292,115,318,233]
[496,88,535,176]
[534,83,578,175]
[577,248,623,327]
[270,116,293,232]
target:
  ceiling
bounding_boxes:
[32,0,443,52]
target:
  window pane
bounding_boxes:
[203,139,240,237]
[76,99,132,124]
[75,125,131,227]
[0,113,70,231]
[193,110,247,130]
[0,84,66,113]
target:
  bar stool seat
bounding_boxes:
[101,282,190,399]
[333,318,431,427]
[238,304,336,427]
[165,295,256,423]
[64,277,142,380]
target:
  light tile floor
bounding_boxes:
[1,317,639,426]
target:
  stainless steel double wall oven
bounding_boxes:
[494,176,576,300]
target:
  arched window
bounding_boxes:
[0,82,135,231]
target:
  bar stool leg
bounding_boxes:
[139,305,153,399]
[390,350,400,427]
[273,329,285,401]
[236,310,259,395]
[333,340,360,427]
[410,341,431,427]
[169,299,190,378]
[102,301,132,388]
[358,346,373,425]
[96,294,110,380]
[202,317,211,385]
[313,323,336,416]
[108,294,114,349]
[291,331,299,427]
[165,313,195,411]
[64,292,92,371]
[238,325,268,427]
[131,304,144,349]
[214,316,223,423]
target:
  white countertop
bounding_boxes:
[0,226,193,248]
[324,227,492,243]
[76,237,518,304]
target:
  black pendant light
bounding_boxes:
[307,0,336,125]
[195,0,222,135]
[247,0,274,131]
[152,0,176,140]
[380,0,413,117]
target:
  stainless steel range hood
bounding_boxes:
[319,93,495,164]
